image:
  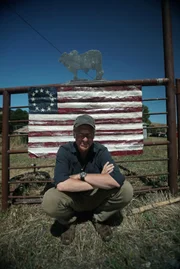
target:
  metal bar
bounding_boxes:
[143,98,167,101]
[7,149,28,154]
[146,126,168,129]
[9,119,28,123]
[8,185,170,201]
[126,172,168,178]
[9,134,28,137]
[1,91,10,210]
[8,180,51,184]
[162,0,178,193]
[176,79,180,174]
[0,78,169,94]
[10,106,28,109]
[144,112,167,115]
[9,165,54,169]
[117,158,168,163]
[0,140,169,155]
[8,195,43,199]
[134,186,169,194]
[144,141,168,146]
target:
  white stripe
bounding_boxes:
[57,90,141,99]
[57,102,142,109]
[29,112,142,122]
[28,144,143,155]
[28,123,143,132]
[29,134,143,143]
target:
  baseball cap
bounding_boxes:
[73,114,95,129]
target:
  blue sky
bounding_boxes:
[0,0,180,123]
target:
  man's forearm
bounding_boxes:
[57,177,94,192]
[84,173,120,189]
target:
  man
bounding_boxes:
[42,114,133,245]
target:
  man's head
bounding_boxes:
[73,114,95,154]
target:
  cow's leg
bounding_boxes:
[73,70,78,80]
[96,67,104,80]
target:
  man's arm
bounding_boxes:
[57,162,118,192]
[57,177,94,192]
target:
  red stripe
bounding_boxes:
[28,140,143,148]
[28,129,143,137]
[29,149,143,158]
[29,153,57,158]
[57,86,141,92]
[29,118,142,126]
[57,107,142,114]
[111,150,143,156]
[58,96,142,103]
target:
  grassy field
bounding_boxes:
[0,137,180,269]
[0,192,180,269]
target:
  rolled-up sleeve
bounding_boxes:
[98,148,125,186]
[54,146,70,186]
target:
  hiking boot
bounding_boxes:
[50,220,76,245]
[92,221,113,242]
[60,223,76,245]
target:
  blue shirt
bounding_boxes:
[54,142,125,187]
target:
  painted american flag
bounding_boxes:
[28,85,143,158]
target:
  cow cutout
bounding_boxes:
[59,50,104,80]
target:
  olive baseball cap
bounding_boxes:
[73,114,95,129]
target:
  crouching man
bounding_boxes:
[42,114,133,244]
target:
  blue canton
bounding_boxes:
[28,87,58,114]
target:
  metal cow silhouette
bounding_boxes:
[59,50,104,80]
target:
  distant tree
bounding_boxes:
[142,105,151,125]
[9,109,28,133]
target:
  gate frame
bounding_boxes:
[0,0,179,210]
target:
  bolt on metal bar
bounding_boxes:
[2,91,10,210]
[162,0,178,193]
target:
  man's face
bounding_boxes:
[74,124,95,154]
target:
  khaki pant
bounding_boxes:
[42,180,133,225]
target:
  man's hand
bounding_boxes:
[101,162,114,174]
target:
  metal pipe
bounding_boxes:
[176,79,180,174]
[1,91,10,210]
[117,158,168,163]
[162,0,178,193]
[0,78,169,94]
[126,172,168,178]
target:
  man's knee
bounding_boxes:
[111,180,133,206]
[42,187,72,217]
[120,180,133,204]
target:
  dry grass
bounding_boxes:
[0,192,180,269]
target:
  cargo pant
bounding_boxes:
[42,180,133,225]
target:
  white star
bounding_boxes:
[35,107,39,111]
[35,90,38,93]
[33,103,36,106]
[41,108,45,112]
[47,107,51,111]
[40,88,44,93]
[49,94,53,97]
[50,97,54,102]
[46,90,49,94]
[31,97,35,101]
[32,92,35,97]
[50,103,54,107]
